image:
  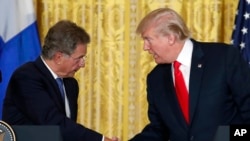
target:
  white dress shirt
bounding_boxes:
[173,39,193,92]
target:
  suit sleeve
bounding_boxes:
[226,46,250,123]
[129,73,169,141]
[3,65,103,141]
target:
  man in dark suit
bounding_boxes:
[129,8,250,141]
[2,20,118,141]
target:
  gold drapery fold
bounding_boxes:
[34,0,238,140]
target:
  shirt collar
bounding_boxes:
[176,39,193,67]
[40,56,59,79]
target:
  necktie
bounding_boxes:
[174,61,189,124]
[56,78,65,100]
[56,78,71,118]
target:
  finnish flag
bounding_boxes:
[0,0,41,118]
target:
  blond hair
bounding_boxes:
[136,8,191,40]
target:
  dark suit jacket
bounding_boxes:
[2,57,102,141]
[130,39,250,141]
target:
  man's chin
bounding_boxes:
[155,59,171,64]
[68,72,76,77]
[155,60,162,64]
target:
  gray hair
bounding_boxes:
[42,20,90,59]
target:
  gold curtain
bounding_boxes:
[34,0,238,140]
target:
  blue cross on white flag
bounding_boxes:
[231,0,250,65]
[0,0,41,118]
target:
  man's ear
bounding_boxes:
[167,34,176,45]
[54,51,63,65]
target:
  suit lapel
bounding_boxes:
[189,40,205,124]
[34,57,66,113]
[158,64,189,128]
[63,79,77,120]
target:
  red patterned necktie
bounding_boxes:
[174,61,189,124]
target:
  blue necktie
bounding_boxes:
[56,78,65,100]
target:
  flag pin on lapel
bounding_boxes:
[198,64,202,68]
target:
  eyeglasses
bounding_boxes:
[63,53,87,63]
[70,55,87,63]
